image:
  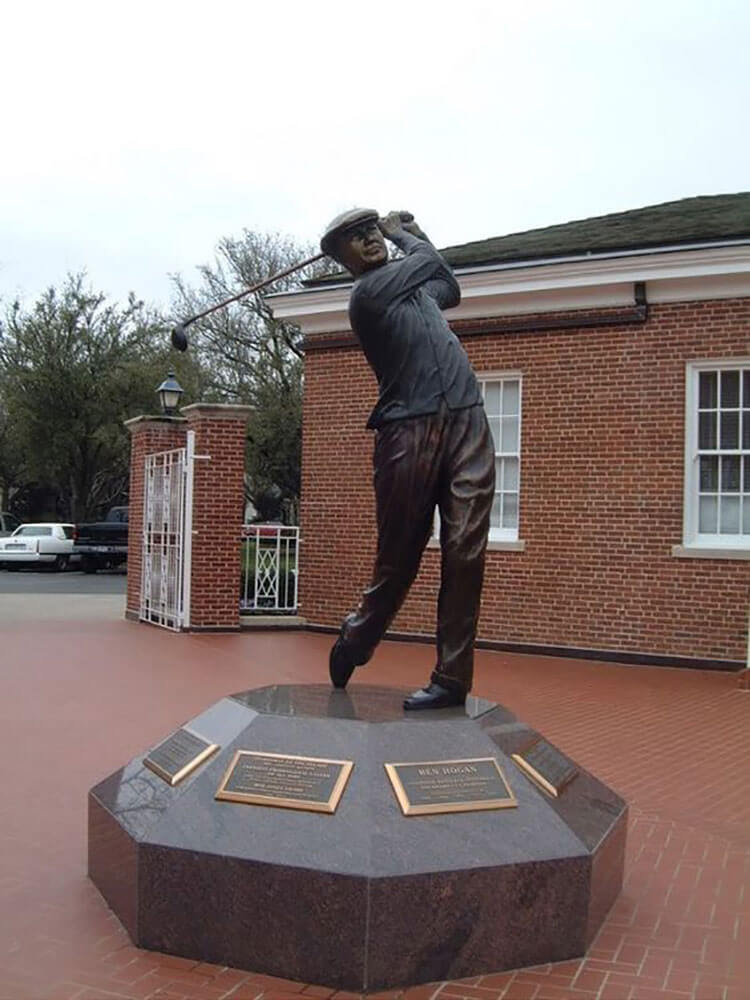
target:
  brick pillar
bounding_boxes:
[182,403,252,631]
[124,416,188,621]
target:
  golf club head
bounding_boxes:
[171,324,189,352]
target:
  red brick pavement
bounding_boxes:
[0,616,748,1000]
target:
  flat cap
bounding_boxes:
[320,207,379,255]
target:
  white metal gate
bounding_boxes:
[140,431,195,630]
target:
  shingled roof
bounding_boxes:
[440,192,750,268]
[307,193,750,286]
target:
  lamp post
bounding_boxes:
[156,371,184,416]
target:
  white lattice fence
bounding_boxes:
[240,524,299,613]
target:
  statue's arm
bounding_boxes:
[364,220,460,311]
[423,272,461,311]
[395,229,461,310]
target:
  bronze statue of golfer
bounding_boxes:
[321,209,495,710]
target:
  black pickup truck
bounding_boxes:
[74,506,129,573]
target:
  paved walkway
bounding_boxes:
[0,600,748,1000]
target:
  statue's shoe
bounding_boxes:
[403,681,466,711]
[329,638,356,689]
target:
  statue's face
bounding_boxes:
[336,222,387,276]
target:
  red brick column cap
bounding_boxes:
[181,402,253,423]
[124,414,188,433]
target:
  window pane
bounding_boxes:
[495,457,503,489]
[502,493,518,528]
[721,456,741,492]
[485,382,501,415]
[699,411,716,449]
[501,416,519,452]
[490,494,502,529]
[504,457,519,491]
[744,497,750,534]
[720,495,740,533]
[744,371,750,408]
[743,411,750,450]
[720,411,739,449]
[488,416,501,449]
[699,495,717,532]
[502,380,519,416]
[699,371,717,408]
[745,456,750,491]
[699,456,718,491]
[721,370,740,408]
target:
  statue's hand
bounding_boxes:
[401,218,425,238]
[378,211,407,239]
[379,210,430,243]
[399,212,430,242]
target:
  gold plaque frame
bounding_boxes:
[143,727,220,787]
[511,739,578,798]
[215,750,354,814]
[384,757,517,816]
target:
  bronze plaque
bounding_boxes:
[384,757,517,816]
[215,750,353,814]
[144,727,219,786]
[512,738,579,797]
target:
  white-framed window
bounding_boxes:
[431,373,522,545]
[482,374,522,541]
[683,360,750,549]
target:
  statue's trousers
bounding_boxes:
[339,401,495,694]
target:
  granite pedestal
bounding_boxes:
[88,685,627,991]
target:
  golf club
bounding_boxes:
[171,251,326,351]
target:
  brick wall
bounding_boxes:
[184,405,250,630]
[300,298,750,664]
[125,406,250,630]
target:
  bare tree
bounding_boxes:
[170,229,329,520]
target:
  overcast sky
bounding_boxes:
[2,0,748,313]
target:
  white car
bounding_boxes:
[0,522,76,571]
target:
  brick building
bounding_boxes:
[269,194,750,669]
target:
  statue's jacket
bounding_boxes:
[348,231,482,429]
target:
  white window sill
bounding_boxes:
[487,539,526,552]
[426,538,526,552]
[671,544,750,560]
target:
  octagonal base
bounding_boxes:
[88,685,626,991]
